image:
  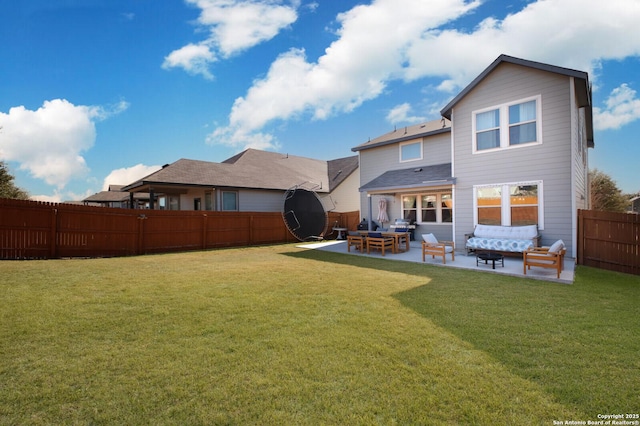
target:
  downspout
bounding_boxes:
[449,109,456,247]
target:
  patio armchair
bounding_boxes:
[366,232,395,256]
[523,240,566,278]
[421,233,455,264]
[347,232,365,252]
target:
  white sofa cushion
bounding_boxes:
[473,224,538,240]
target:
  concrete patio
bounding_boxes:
[298,240,575,284]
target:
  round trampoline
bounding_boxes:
[282,187,328,241]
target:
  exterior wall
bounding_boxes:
[321,170,360,213]
[358,131,452,225]
[174,187,283,212]
[451,63,578,255]
[168,182,360,214]
[238,189,284,212]
[570,81,591,257]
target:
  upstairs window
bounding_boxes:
[509,100,537,145]
[476,109,500,150]
[473,96,541,153]
[400,141,422,162]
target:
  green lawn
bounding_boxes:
[1,244,638,425]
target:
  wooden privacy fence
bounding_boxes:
[577,209,640,275]
[0,198,360,260]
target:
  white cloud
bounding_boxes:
[209,0,640,149]
[594,84,640,131]
[162,43,216,80]
[386,103,426,124]
[404,0,640,88]
[31,189,93,203]
[210,0,478,149]
[0,99,128,190]
[102,164,162,191]
[163,0,299,78]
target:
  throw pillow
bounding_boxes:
[548,239,565,253]
[422,233,438,244]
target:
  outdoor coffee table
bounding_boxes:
[476,252,504,269]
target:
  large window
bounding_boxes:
[402,195,417,222]
[222,191,238,211]
[475,182,542,228]
[402,192,452,224]
[473,96,541,152]
[205,191,214,211]
[399,141,422,162]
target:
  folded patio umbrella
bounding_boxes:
[377,197,389,224]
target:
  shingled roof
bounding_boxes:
[122,149,358,194]
[352,119,451,152]
[359,163,455,193]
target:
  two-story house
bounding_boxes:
[353,55,594,258]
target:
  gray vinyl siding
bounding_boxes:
[452,63,576,254]
[358,132,451,218]
[238,189,284,212]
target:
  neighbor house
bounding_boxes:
[83,185,151,209]
[121,148,359,213]
[353,55,594,258]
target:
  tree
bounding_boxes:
[0,161,30,200]
[589,169,628,212]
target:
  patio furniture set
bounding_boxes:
[347,230,410,256]
[347,224,567,278]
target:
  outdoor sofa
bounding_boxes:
[465,224,541,255]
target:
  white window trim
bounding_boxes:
[472,180,544,229]
[472,95,543,154]
[399,140,423,163]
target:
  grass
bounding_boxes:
[1,244,638,425]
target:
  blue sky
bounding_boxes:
[1,0,639,201]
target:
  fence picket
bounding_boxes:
[0,198,359,260]
[577,209,640,275]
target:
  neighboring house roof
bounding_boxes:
[352,119,451,152]
[327,155,359,192]
[440,54,594,147]
[84,186,149,203]
[359,163,455,193]
[121,149,358,194]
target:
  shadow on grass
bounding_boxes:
[285,248,640,416]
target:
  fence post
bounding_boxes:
[50,207,58,259]
[202,214,208,249]
[250,215,254,244]
[137,214,146,255]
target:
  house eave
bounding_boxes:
[352,127,451,152]
[440,54,591,120]
[360,178,456,193]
